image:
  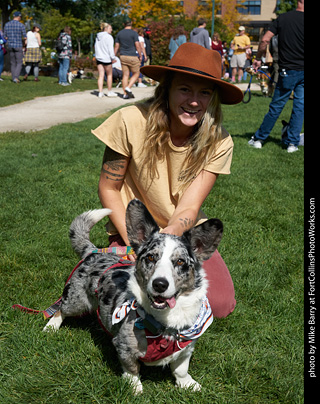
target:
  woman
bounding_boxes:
[92,43,243,318]
[94,22,117,98]
[57,26,72,86]
[23,23,42,81]
[169,26,186,59]
[211,32,223,55]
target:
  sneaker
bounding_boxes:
[0,78,3,81]
[248,137,262,149]
[12,78,20,83]
[61,82,70,86]
[125,87,135,98]
[137,82,147,88]
[287,144,299,153]
[123,92,135,99]
[98,92,105,98]
[107,91,118,97]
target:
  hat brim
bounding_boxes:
[140,65,243,105]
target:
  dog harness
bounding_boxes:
[13,248,213,363]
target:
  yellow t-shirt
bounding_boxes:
[233,34,251,55]
[92,104,234,234]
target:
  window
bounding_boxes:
[237,1,261,15]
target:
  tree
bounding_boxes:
[120,0,183,27]
[39,9,94,55]
[0,0,21,25]
[276,0,297,14]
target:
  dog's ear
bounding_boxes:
[126,199,160,250]
[183,219,223,262]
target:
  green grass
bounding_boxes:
[0,94,304,403]
[0,75,99,107]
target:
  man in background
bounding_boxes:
[230,26,251,83]
[249,0,304,153]
[114,20,141,99]
[4,11,27,83]
[189,18,210,49]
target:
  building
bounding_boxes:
[182,0,279,45]
[229,0,279,43]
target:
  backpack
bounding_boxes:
[55,36,65,52]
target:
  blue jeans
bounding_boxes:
[254,69,304,146]
[58,57,70,83]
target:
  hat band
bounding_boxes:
[168,65,216,79]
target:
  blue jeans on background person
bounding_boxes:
[254,69,304,147]
[58,57,70,84]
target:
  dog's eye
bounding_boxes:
[176,259,185,266]
[146,254,155,262]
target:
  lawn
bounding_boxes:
[0,93,304,403]
[0,75,99,108]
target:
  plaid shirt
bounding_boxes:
[4,20,26,48]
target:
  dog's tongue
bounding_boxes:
[166,296,176,308]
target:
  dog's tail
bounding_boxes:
[69,209,112,258]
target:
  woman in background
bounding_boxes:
[169,25,186,59]
[57,26,72,86]
[23,23,42,81]
[94,22,117,98]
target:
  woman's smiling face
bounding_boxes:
[168,73,215,135]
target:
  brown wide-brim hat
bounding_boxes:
[140,42,243,105]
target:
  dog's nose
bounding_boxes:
[152,277,169,293]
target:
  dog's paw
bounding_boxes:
[175,375,202,391]
[122,372,143,395]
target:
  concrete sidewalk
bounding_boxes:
[0,83,259,133]
[0,86,156,133]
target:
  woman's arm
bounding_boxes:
[98,146,131,245]
[162,170,218,236]
[36,32,41,46]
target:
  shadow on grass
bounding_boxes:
[61,314,173,384]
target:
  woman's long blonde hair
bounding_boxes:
[139,72,224,191]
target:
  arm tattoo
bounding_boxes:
[101,147,126,182]
[178,217,195,229]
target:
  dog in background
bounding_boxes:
[44,199,223,394]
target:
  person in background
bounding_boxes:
[249,0,304,153]
[94,22,117,98]
[112,55,122,84]
[221,40,230,80]
[211,32,223,55]
[114,20,141,99]
[23,23,42,82]
[144,28,152,65]
[169,25,187,59]
[189,18,210,49]
[136,28,148,88]
[230,26,251,83]
[57,26,72,86]
[4,11,27,83]
[92,43,243,319]
[0,29,6,81]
